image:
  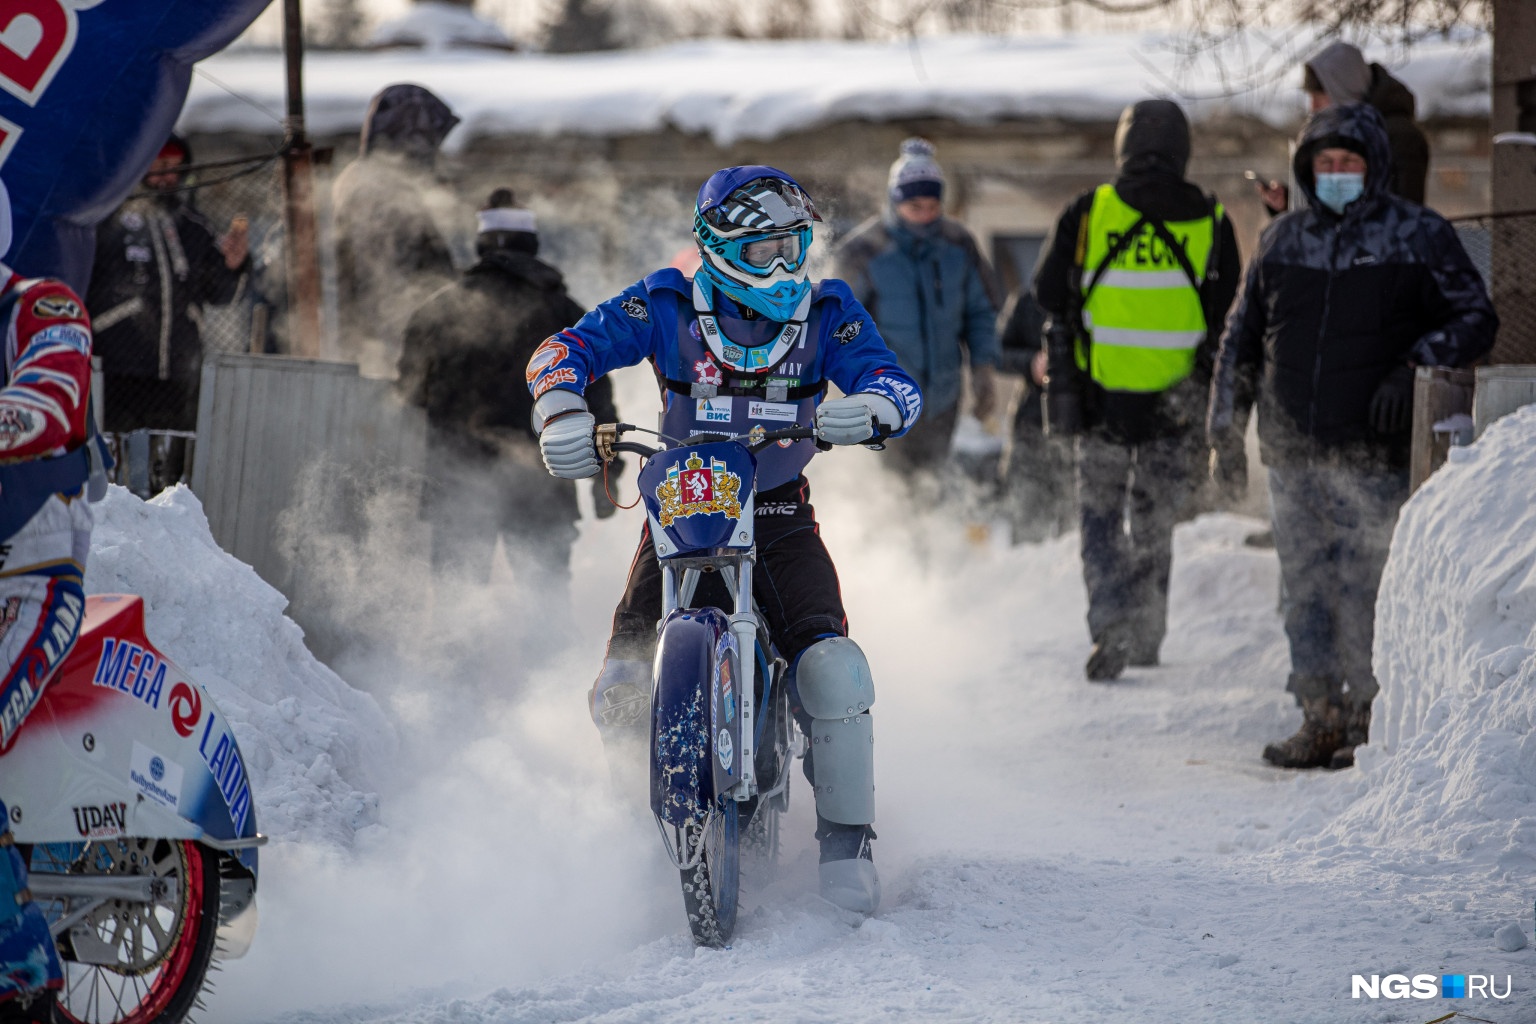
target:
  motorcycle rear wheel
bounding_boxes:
[679,800,739,948]
[28,838,219,1024]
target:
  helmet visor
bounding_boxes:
[739,231,804,270]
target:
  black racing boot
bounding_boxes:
[1262,696,1346,769]
[1329,701,1372,770]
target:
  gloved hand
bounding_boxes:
[815,393,902,446]
[539,411,600,479]
[971,364,998,421]
[1368,364,1415,435]
[1209,434,1248,506]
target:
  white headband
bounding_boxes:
[477,207,535,235]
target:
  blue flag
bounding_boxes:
[0,0,273,291]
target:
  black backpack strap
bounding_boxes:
[1079,214,1150,306]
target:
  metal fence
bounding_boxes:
[1452,210,1536,366]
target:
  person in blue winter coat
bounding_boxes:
[832,138,1001,475]
[529,166,922,916]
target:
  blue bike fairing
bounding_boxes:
[637,440,757,557]
[528,269,925,492]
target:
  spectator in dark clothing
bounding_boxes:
[88,136,248,433]
[334,83,460,377]
[1035,99,1242,682]
[87,134,249,492]
[1210,103,1496,770]
[833,138,1001,477]
[1255,41,1429,214]
[995,291,1073,542]
[398,188,618,590]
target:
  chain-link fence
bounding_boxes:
[1452,210,1536,366]
[91,152,285,494]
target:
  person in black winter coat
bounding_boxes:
[1255,41,1429,214]
[398,189,618,590]
[1209,103,1496,771]
[1034,99,1242,682]
[334,84,460,376]
[87,134,249,436]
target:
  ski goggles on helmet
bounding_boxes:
[715,226,812,276]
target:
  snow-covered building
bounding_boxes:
[181,32,1492,305]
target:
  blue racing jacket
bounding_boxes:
[528,269,923,491]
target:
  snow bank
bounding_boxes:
[1298,406,1536,875]
[82,485,394,847]
[181,32,1489,146]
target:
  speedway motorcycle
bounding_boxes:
[597,421,817,948]
[3,594,263,1023]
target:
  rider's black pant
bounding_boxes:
[605,475,847,665]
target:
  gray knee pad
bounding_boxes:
[796,636,875,825]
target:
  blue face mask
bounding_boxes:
[1314,172,1365,214]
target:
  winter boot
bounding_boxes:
[816,818,879,916]
[1262,696,1346,769]
[0,801,62,1015]
[1329,701,1373,770]
[1085,630,1130,682]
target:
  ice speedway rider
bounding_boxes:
[530,166,923,915]
[0,179,106,1018]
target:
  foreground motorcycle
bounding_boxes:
[598,422,817,948]
[3,594,263,1023]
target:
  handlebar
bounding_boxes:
[595,422,823,462]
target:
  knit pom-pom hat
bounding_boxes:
[888,137,945,203]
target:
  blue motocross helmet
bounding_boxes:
[693,166,820,322]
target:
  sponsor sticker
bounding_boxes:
[72,801,127,839]
[34,324,90,354]
[620,296,649,321]
[693,358,722,386]
[525,339,568,384]
[717,728,734,770]
[748,400,797,423]
[92,638,168,712]
[835,319,864,344]
[533,367,579,398]
[130,740,183,811]
[31,295,82,320]
[196,711,253,833]
[696,397,733,424]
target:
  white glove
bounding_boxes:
[815,393,902,446]
[539,411,600,479]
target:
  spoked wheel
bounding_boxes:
[29,838,219,1024]
[679,800,739,948]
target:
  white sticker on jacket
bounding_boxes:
[748,400,798,423]
[696,397,733,423]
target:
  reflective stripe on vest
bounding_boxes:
[1077,184,1218,393]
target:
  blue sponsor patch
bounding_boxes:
[33,325,92,355]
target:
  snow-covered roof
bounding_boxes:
[368,0,515,52]
[182,32,1489,147]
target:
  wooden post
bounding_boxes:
[282,0,323,358]
[1409,366,1476,493]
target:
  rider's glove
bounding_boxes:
[815,393,902,446]
[534,390,601,479]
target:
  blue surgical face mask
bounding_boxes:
[1314,172,1365,214]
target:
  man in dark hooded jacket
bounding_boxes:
[1034,99,1242,682]
[333,83,460,376]
[1256,41,1429,214]
[398,189,618,590]
[1210,103,1495,770]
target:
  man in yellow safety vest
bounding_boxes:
[1033,99,1242,681]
